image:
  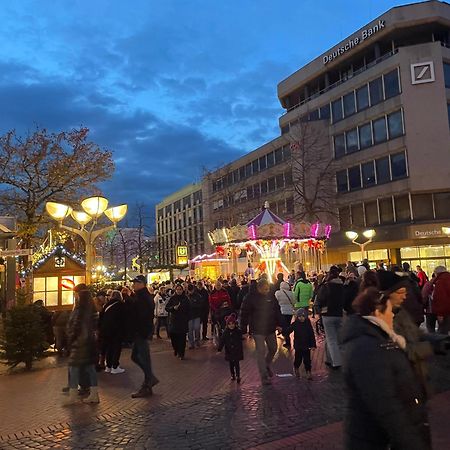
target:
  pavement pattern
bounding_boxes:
[0,330,449,450]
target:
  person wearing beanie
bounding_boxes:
[217,314,244,382]
[275,281,295,349]
[287,308,316,379]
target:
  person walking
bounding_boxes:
[166,284,190,359]
[130,275,158,398]
[416,265,429,290]
[432,266,450,334]
[241,279,283,385]
[186,283,203,349]
[154,286,170,339]
[293,272,313,309]
[342,288,431,450]
[275,281,295,349]
[197,281,210,341]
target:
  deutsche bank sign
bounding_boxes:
[323,20,386,65]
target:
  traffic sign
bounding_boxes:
[0,249,33,257]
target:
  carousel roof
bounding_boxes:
[246,202,285,227]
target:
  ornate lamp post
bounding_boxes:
[345,229,376,261]
[46,197,127,284]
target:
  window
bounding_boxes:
[362,161,376,187]
[283,145,291,160]
[33,276,59,307]
[365,201,379,226]
[346,129,359,154]
[275,173,284,189]
[232,169,239,184]
[373,117,387,144]
[339,206,351,229]
[252,159,259,174]
[359,123,372,149]
[239,166,246,180]
[320,104,331,120]
[267,152,275,168]
[348,166,361,190]
[343,92,356,117]
[245,163,252,178]
[275,148,283,164]
[286,197,294,214]
[334,134,346,158]
[309,109,319,121]
[448,104,450,129]
[259,156,267,171]
[260,180,268,194]
[336,170,348,192]
[332,98,343,122]
[284,170,293,185]
[268,177,276,192]
[281,125,290,135]
[384,69,400,98]
[183,196,191,209]
[387,110,403,139]
[356,85,369,111]
[253,183,261,197]
[174,200,181,211]
[376,157,390,184]
[434,192,450,219]
[369,77,383,105]
[379,197,394,224]
[444,63,450,89]
[351,203,364,227]
[394,195,411,222]
[412,194,434,220]
[391,152,407,179]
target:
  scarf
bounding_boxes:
[363,315,406,350]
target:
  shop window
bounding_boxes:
[346,129,359,154]
[33,276,59,307]
[391,152,407,179]
[343,92,356,117]
[275,148,283,164]
[356,85,369,111]
[376,157,390,184]
[394,195,411,222]
[373,117,387,144]
[359,123,372,149]
[379,197,394,224]
[434,192,450,219]
[444,63,450,89]
[412,194,434,220]
[332,98,343,122]
[388,110,403,139]
[336,170,348,193]
[259,156,267,171]
[267,152,275,168]
[369,77,383,105]
[362,161,376,187]
[351,203,364,227]
[401,247,419,259]
[320,104,331,120]
[420,246,445,258]
[348,166,361,191]
[339,206,351,229]
[365,201,379,226]
[384,69,400,99]
[334,134,346,158]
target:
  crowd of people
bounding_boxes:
[35,260,450,449]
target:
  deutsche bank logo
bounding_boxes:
[410,61,435,85]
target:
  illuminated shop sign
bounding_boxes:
[323,20,386,65]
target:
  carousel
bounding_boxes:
[191,202,331,282]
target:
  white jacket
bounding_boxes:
[275,288,294,315]
[154,293,169,317]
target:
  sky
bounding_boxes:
[0,0,426,222]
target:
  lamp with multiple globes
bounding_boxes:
[345,229,376,261]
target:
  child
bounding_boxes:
[217,314,244,383]
[287,308,316,380]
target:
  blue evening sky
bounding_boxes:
[0,0,425,218]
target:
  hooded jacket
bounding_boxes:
[316,278,344,317]
[293,279,313,309]
[275,282,295,315]
[342,315,430,450]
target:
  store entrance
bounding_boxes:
[400,245,450,279]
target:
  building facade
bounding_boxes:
[277,0,450,274]
[156,183,205,266]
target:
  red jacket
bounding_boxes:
[432,271,450,316]
[417,270,428,289]
[209,289,231,314]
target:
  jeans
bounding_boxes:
[229,360,241,377]
[69,364,97,389]
[253,333,277,380]
[105,336,122,369]
[170,332,187,357]
[188,317,201,346]
[294,348,312,371]
[201,311,209,339]
[156,317,169,337]
[131,337,154,385]
[322,316,343,367]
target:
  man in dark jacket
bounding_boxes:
[241,279,283,385]
[197,281,210,340]
[130,275,158,398]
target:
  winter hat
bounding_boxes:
[280,281,291,291]
[377,270,408,295]
[225,313,237,325]
[357,265,367,277]
[296,308,308,319]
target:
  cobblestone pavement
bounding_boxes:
[0,331,449,450]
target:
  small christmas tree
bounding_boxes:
[0,289,48,370]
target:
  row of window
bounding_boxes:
[213,171,293,210]
[281,68,401,134]
[157,190,203,218]
[158,226,204,248]
[339,191,450,229]
[336,151,407,193]
[212,146,291,193]
[334,109,404,158]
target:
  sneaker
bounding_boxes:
[131,385,153,398]
[104,367,111,373]
[111,367,125,374]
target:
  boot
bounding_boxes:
[63,389,80,406]
[82,386,100,404]
[131,384,153,398]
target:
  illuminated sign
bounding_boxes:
[176,245,188,265]
[323,20,385,65]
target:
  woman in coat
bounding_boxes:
[165,284,190,360]
[275,281,295,349]
[342,287,430,450]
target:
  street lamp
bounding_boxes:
[345,229,376,261]
[46,196,127,284]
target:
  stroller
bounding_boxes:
[212,301,234,348]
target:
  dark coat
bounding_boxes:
[166,294,190,334]
[131,287,155,340]
[240,291,283,336]
[342,315,430,450]
[187,291,203,320]
[218,327,244,361]
[432,271,450,316]
[287,318,316,350]
[67,305,98,367]
[99,299,125,339]
[236,284,250,311]
[343,280,359,315]
[317,279,344,317]
[197,288,210,316]
[228,284,241,311]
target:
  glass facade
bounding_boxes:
[401,245,450,278]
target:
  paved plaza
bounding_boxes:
[0,334,449,450]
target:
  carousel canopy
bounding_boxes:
[246,201,285,227]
